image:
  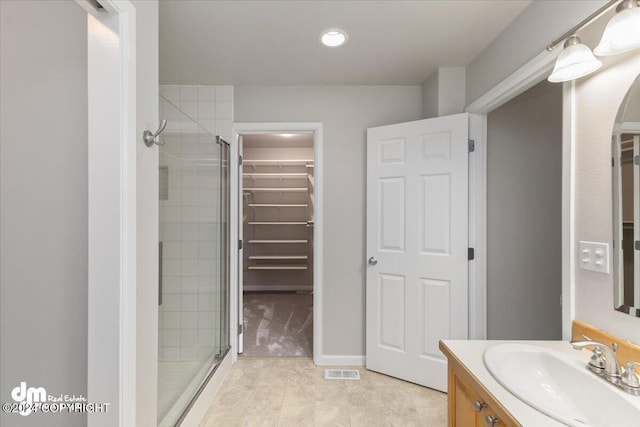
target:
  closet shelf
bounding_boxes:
[242,154,313,284]
[248,204,308,208]
[243,159,314,166]
[249,255,308,260]
[243,172,308,178]
[248,221,308,225]
[248,265,308,270]
[248,239,308,244]
[244,187,308,192]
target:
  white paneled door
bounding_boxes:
[366,113,469,392]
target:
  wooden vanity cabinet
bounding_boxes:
[440,323,640,427]
[441,342,520,427]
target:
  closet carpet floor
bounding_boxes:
[200,357,447,427]
[242,292,313,357]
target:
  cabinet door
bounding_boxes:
[454,380,480,426]
[454,377,506,427]
[444,347,521,427]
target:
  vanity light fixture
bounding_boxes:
[546,0,638,83]
[594,0,640,56]
[548,36,602,83]
[320,29,348,47]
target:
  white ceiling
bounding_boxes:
[159,0,531,86]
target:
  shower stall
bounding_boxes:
[157,94,230,426]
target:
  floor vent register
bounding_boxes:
[324,369,361,380]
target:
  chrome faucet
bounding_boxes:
[571,340,622,383]
[571,339,640,396]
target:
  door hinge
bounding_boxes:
[238,324,243,335]
[239,239,243,250]
[468,139,476,153]
[635,155,639,166]
[612,157,615,167]
[468,247,475,261]
[239,155,243,166]
[636,241,640,251]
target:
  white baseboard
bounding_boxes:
[179,350,233,427]
[315,355,366,366]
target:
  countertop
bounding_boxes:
[440,340,631,426]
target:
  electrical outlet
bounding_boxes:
[579,241,610,274]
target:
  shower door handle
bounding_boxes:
[158,241,163,306]
[368,257,378,266]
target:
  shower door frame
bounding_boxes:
[231,123,324,365]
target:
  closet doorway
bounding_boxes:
[237,131,317,358]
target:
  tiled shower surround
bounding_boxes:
[158,85,233,362]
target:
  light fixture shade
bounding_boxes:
[594,7,640,56]
[548,38,602,83]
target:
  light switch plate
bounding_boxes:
[579,241,610,274]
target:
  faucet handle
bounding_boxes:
[588,347,606,372]
[621,361,640,389]
[574,338,606,372]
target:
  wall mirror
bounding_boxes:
[613,73,640,317]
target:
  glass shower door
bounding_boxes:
[157,95,230,426]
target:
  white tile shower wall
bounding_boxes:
[159,85,233,362]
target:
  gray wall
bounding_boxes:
[486,80,562,340]
[235,86,423,356]
[0,1,88,426]
[423,71,439,119]
[469,0,640,344]
[572,34,640,344]
[423,67,466,119]
[466,1,606,106]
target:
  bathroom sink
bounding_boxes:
[483,343,640,427]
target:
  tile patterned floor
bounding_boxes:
[199,357,447,427]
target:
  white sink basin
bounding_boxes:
[483,343,640,427]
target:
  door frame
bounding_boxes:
[466,47,575,340]
[79,0,138,425]
[231,122,324,365]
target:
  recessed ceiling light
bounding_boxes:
[279,133,294,137]
[320,29,348,47]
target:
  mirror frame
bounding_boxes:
[613,74,640,318]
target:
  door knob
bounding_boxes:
[368,257,378,266]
